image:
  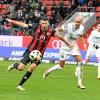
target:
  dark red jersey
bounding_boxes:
[27,24,56,55]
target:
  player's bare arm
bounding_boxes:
[79,35,86,50]
[5,18,32,27]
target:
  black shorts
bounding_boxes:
[20,49,41,65]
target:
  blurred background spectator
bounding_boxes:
[0,0,100,36]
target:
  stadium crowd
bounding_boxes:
[0,0,99,36]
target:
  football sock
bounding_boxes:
[13,62,19,69]
[18,71,32,86]
[48,64,63,73]
[77,62,83,85]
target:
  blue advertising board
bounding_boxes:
[0,46,97,62]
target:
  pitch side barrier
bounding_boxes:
[0,35,98,64]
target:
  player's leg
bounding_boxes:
[7,50,30,71]
[95,50,100,79]
[74,55,85,89]
[43,60,65,78]
[83,44,94,65]
[7,62,25,71]
[43,49,66,78]
[16,61,40,90]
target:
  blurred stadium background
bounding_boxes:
[0,0,100,100]
[0,0,100,64]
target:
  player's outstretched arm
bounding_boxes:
[5,18,29,27]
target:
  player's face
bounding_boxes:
[41,20,49,31]
[75,20,82,28]
[97,24,100,32]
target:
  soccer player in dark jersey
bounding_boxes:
[6,17,73,90]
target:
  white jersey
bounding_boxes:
[88,29,100,47]
[61,23,84,49]
[86,29,100,59]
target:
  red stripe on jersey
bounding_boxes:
[29,25,40,51]
[36,31,45,51]
[28,25,54,55]
[40,28,53,55]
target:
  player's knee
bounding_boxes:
[18,64,25,71]
[59,60,65,68]
[18,67,24,71]
[60,65,64,68]
[18,63,25,71]
[28,64,37,72]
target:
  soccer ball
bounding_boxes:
[29,50,42,61]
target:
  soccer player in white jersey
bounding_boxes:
[83,23,100,79]
[43,16,86,89]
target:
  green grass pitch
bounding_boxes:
[0,60,100,100]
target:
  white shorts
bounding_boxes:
[59,47,81,60]
[86,44,100,59]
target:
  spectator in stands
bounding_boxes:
[49,10,58,28]
[65,3,73,17]
[77,0,88,6]
[0,15,4,24]
[87,1,94,12]
[51,2,58,15]
[7,0,12,4]
[0,24,5,35]
[93,0,100,7]
[7,2,16,18]
[81,4,88,12]
[0,0,4,4]
[59,0,67,19]
[40,4,47,15]
[0,0,8,4]
[72,0,78,8]
[71,0,79,8]
[0,22,10,35]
